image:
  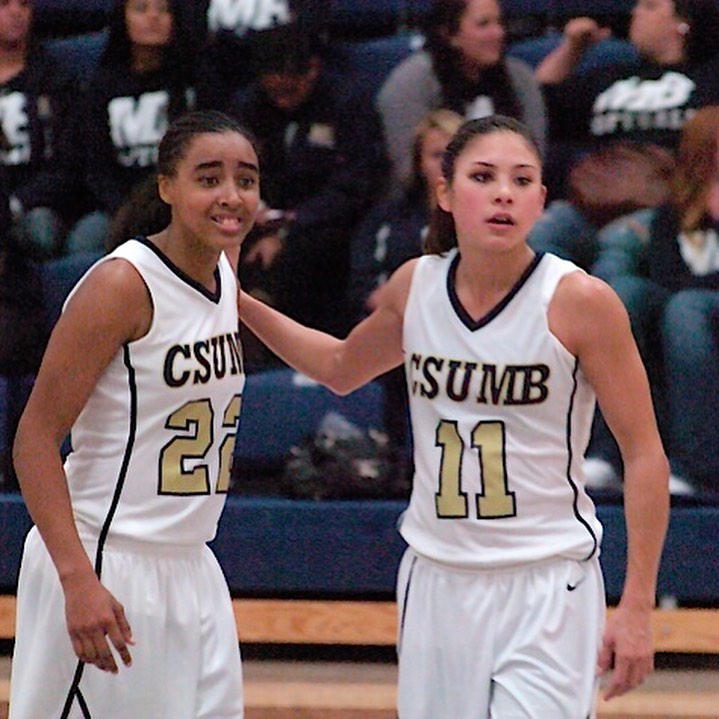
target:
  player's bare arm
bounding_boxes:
[549,271,670,699]
[240,258,417,394]
[13,259,151,673]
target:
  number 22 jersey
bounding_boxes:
[63,238,244,546]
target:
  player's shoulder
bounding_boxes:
[550,267,628,355]
[64,253,151,331]
[554,267,618,309]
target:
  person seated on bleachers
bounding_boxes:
[0,0,78,260]
[0,181,47,491]
[585,105,719,497]
[346,108,464,462]
[347,109,464,322]
[63,0,219,256]
[376,0,547,192]
[194,0,330,102]
[529,0,719,268]
[227,21,388,339]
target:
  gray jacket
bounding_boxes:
[377,50,547,191]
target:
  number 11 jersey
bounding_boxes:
[400,249,603,569]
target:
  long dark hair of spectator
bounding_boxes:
[424,115,541,254]
[100,0,196,75]
[422,0,521,119]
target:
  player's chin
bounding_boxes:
[209,223,251,247]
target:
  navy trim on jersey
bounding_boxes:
[398,553,418,656]
[60,345,138,719]
[565,358,599,561]
[446,251,544,331]
[60,663,90,719]
[134,236,223,303]
[94,344,138,575]
[76,690,91,718]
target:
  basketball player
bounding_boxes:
[10,110,259,718]
[239,116,670,717]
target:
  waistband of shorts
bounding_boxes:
[406,546,598,576]
[77,528,207,558]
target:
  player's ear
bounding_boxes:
[436,177,452,213]
[157,175,172,206]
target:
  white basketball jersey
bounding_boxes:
[63,238,244,546]
[400,249,603,568]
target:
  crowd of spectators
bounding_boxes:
[1,0,719,498]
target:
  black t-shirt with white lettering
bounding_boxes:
[546,59,708,151]
[79,66,197,215]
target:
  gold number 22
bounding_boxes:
[159,394,242,495]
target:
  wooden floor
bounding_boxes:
[2,656,719,719]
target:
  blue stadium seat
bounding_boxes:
[507,33,639,72]
[330,0,408,33]
[326,31,424,99]
[235,368,385,468]
[0,376,8,457]
[40,252,103,333]
[43,30,108,82]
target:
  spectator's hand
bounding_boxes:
[63,570,134,673]
[563,17,612,50]
[256,207,297,233]
[598,604,654,700]
[243,233,284,268]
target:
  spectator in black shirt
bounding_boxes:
[0,0,77,259]
[228,22,388,338]
[529,0,719,269]
[64,0,217,255]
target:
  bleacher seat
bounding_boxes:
[33,0,111,36]
[507,32,639,72]
[39,252,103,333]
[0,377,8,458]
[326,31,424,99]
[43,30,107,82]
[330,0,408,34]
[234,367,385,472]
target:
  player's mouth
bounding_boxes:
[487,213,515,226]
[211,214,245,233]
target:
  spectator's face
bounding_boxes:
[630,0,682,60]
[125,0,173,48]
[260,61,319,112]
[420,127,453,204]
[0,0,32,48]
[449,0,505,68]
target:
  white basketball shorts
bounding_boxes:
[396,548,605,718]
[10,526,244,719]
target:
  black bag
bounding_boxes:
[280,412,411,500]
